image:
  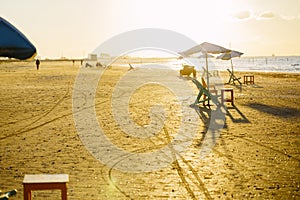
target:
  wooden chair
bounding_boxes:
[192,78,220,107]
[0,189,17,200]
[129,64,134,70]
[227,69,242,85]
[202,67,213,78]
[201,77,218,96]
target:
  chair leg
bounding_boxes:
[195,90,203,104]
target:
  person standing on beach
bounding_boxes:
[35,59,40,70]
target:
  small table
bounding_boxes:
[243,75,254,84]
[23,174,69,200]
[221,88,234,106]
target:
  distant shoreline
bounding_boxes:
[1,56,300,74]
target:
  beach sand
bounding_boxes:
[0,60,299,199]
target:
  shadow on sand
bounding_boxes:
[191,103,250,131]
[246,102,300,118]
[226,82,264,93]
[190,104,226,156]
[225,104,251,123]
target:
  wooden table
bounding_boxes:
[23,174,68,200]
[221,88,234,106]
[243,74,254,84]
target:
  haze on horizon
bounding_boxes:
[2,0,300,59]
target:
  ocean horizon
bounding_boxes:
[97,55,300,74]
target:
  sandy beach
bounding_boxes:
[0,60,299,199]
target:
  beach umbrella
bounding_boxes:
[178,52,214,59]
[217,50,243,72]
[197,53,214,59]
[179,42,230,57]
[0,17,36,60]
[179,42,231,95]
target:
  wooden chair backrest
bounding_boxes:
[201,77,207,88]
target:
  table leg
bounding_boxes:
[62,185,67,200]
[24,185,32,200]
[231,90,234,105]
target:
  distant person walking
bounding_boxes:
[36,59,40,70]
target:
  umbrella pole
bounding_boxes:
[231,58,242,91]
[205,53,210,107]
[206,53,209,91]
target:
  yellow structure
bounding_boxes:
[180,65,196,78]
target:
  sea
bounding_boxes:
[100,56,300,74]
[171,56,300,73]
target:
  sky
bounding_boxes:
[2,0,300,58]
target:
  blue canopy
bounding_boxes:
[0,17,36,60]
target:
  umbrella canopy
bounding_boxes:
[217,50,243,72]
[217,50,243,60]
[197,53,214,58]
[0,17,36,60]
[179,42,231,101]
[179,42,231,57]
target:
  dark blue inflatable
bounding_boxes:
[0,17,36,60]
